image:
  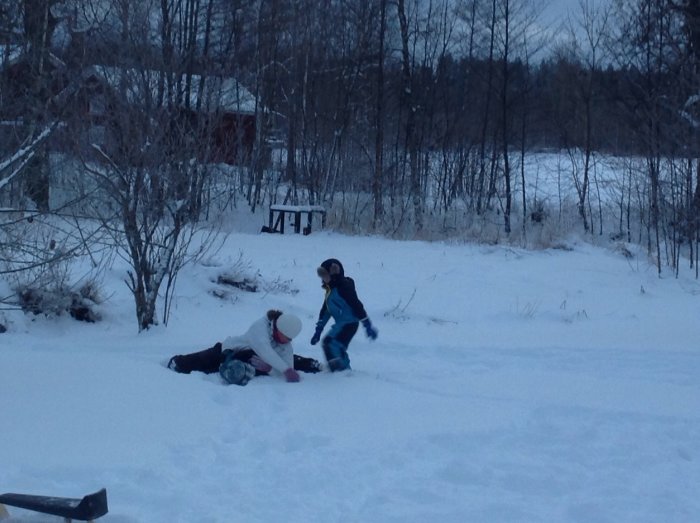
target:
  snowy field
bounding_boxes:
[1,227,700,522]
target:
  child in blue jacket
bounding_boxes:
[311,258,378,371]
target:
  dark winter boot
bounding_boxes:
[294,354,323,373]
[168,342,223,374]
[323,338,351,372]
[327,357,351,372]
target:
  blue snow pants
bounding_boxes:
[322,321,359,371]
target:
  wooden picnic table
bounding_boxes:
[266,204,326,234]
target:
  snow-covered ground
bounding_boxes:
[1,229,699,522]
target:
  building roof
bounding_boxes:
[85,65,258,115]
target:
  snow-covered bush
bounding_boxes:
[16,281,102,322]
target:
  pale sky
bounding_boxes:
[542,0,614,27]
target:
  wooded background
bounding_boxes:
[2,0,699,329]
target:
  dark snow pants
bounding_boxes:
[169,343,322,374]
[169,342,224,374]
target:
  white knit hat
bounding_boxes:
[276,313,302,340]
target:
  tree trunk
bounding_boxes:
[477,0,498,214]
[373,0,387,227]
[22,0,53,211]
[397,0,422,231]
[501,0,512,235]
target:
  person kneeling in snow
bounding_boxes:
[168,310,321,385]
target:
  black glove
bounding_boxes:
[310,326,323,345]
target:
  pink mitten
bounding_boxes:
[250,355,272,373]
[284,367,300,383]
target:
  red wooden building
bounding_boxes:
[73,65,259,166]
[0,57,258,167]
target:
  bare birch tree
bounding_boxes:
[562,0,613,234]
[76,0,224,330]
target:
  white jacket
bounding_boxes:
[221,315,293,374]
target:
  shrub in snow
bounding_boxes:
[213,271,298,298]
[16,281,102,322]
[217,272,258,292]
[262,276,299,296]
[209,253,298,300]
